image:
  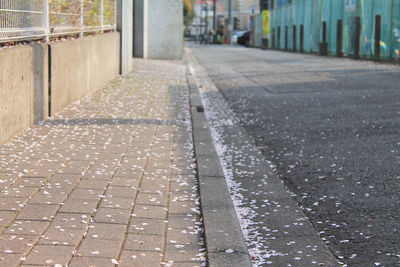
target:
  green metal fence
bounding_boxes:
[269,0,400,61]
[252,13,263,47]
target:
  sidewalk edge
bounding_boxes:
[185,61,252,267]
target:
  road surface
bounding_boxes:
[191,45,400,266]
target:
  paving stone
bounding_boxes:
[0,234,39,254]
[86,223,126,240]
[94,157,120,167]
[94,208,131,224]
[104,146,126,154]
[139,181,169,195]
[82,170,114,181]
[23,168,56,178]
[59,198,98,214]
[57,166,87,175]
[76,238,123,258]
[49,173,82,186]
[124,234,164,252]
[165,244,203,262]
[4,220,50,235]
[38,227,85,246]
[99,196,134,210]
[0,197,25,211]
[168,214,201,230]
[0,186,38,198]
[133,205,167,220]
[39,184,76,198]
[89,164,117,175]
[16,203,59,221]
[143,169,170,179]
[29,188,69,204]
[109,177,140,188]
[68,188,104,200]
[77,179,109,190]
[147,154,172,165]
[129,218,166,235]
[146,163,172,174]
[169,201,198,214]
[69,256,115,267]
[105,186,137,198]
[114,169,143,179]
[12,177,47,188]
[24,245,74,265]
[166,229,201,246]
[119,250,162,267]
[48,213,90,230]
[171,181,197,192]
[0,253,23,266]
[167,262,203,267]
[170,188,193,198]
[119,158,147,171]
[136,193,167,206]
[0,173,18,188]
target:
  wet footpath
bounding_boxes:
[0,59,206,266]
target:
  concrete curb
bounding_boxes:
[186,65,252,267]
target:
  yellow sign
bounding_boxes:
[262,10,270,36]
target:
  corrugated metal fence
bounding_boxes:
[269,0,400,61]
[0,0,116,43]
[252,14,263,48]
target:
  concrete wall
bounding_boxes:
[0,44,48,145]
[50,32,120,115]
[0,33,120,146]
[147,0,183,59]
[135,0,183,60]
[117,0,134,74]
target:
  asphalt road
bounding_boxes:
[191,45,400,266]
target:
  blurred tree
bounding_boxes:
[184,0,194,26]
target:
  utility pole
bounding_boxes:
[205,0,208,43]
[228,0,232,45]
[213,0,216,43]
[200,0,204,41]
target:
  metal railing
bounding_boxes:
[0,0,117,43]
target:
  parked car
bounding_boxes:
[237,31,250,46]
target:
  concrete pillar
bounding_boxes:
[134,0,183,60]
[117,0,134,74]
[134,0,144,58]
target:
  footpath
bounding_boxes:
[0,48,339,267]
[0,59,210,266]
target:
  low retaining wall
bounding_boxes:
[0,44,48,145]
[50,32,120,115]
[0,32,120,146]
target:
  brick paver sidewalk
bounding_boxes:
[0,59,206,266]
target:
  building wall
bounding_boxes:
[135,0,183,60]
[147,0,183,59]
[222,0,259,30]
